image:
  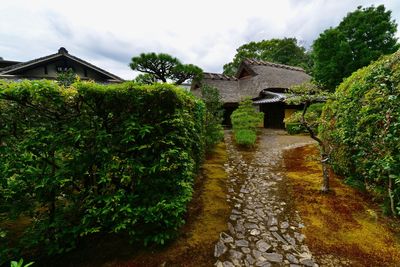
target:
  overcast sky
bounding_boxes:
[1,0,399,80]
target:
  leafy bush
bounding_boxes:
[200,85,224,150]
[234,129,257,145]
[320,50,400,215]
[284,103,324,134]
[231,98,263,146]
[0,80,205,263]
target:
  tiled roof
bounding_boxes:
[0,47,124,82]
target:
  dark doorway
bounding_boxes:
[222,103,238,127]
[260,103,285,128]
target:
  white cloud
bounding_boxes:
[0,0,399,79]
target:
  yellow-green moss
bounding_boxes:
[284,145,400,267]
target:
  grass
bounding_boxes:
[284,145,400,267]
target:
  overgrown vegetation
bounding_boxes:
[230,98,263,146]
[321,50,400,215]
[0,80,205,263]
[200,85,224,151]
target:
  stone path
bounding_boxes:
[214,129,317,267]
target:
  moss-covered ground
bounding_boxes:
[284,145,400,267]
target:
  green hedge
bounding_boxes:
[0,80,205,262]
[320,51,400,215]
[231,98,263,146]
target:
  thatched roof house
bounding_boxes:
[191,59,311,128]
[0,47,124,83]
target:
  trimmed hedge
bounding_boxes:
[0,80,205,262]
[231,98,263,146]
[320,51,400,214]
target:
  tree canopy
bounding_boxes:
[312,5,399,91]
[223,38,311,76]
[130,53,203,85]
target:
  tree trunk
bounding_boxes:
[388,175,396,216]
[321,156,330,193]
[301,101,330,193]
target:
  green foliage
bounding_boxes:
[0,80,205,263]
[56,68,78,87]
[200,85,224,150]
[231,98,263,146]
[284,103,324,134]
[312,5,399,91]
[133,73,158,84]
[320,50,400,215]
[285,123,305,135]
[130,53,203,85]
[10,259,34,267]
[223,38,311,76]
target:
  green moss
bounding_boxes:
[285,145,400,266]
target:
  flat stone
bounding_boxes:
[229,249,244,260]
[256,240,271,252]
[255,256,267,266]
[215,260,223,267]
[235,239,249,247]
[286,253,299,264]
[250,229,261,236]
[235,222,245,233]
[252,249,262,259]
[269,226,279,231]
[228,222,236,235]
[222,261,235,267]
[244,223,258,229]
[241,247,251,254]
[220,232,234,243]
[268,216,278,226]
[272,231,288,244]
[280,221,289,229]
[299,258,315,266]
[264,252,283,263]
[246,254,255,265]
[214,240,228,257]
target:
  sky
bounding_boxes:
[0,0,399,80]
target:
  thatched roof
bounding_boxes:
[192,58,311,104]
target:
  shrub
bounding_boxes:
[231,98,263,146]
[0,80,205,263]
[320,50,400,215]
[200,85,224,150]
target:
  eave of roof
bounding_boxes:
[0,48,124,82]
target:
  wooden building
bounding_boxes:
[191,59,311,128]
[0,47,124,83]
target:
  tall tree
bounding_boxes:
[130,53,202,85]
[312,5,399,90]
[223,38,311,76]
[312,28,352,90]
